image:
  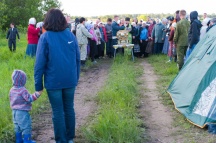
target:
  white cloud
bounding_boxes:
[60,0,215,16]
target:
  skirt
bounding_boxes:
[162,36,169,54]
[145,40,154,54]
[26,44,37,57]
[168,41,173,57]
[133,44,140,53]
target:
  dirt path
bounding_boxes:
[32,60,111,143]
[139,59,182,143]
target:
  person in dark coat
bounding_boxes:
[112,15,125,55]
[186,11,202,61]
[72,18,79,36]
[145,19,155,54]
[6,23,20,52]
[132,22,140,57]
[151,19,166,54]
[105,18,113,58]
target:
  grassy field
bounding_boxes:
[0,34,49,142]
[147,55,216,143]
[83,56,145,143]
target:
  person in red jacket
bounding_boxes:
[25,18,40,57]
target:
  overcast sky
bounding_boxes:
[60,0,215,16]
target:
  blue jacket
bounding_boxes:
[112,21,125,36]
[140,27,148,40]
[34,29,80,91]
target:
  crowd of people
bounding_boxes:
[70,10,216,70]
[5,8,216,143]
[6,10,216,70]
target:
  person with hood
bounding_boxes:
[174,10,190,70]
[186,11,202,61]
[10,70,42,143]
[76,17,93,66]
[151,18,166,54]
[200,17,211,39]
[26,18,40,57]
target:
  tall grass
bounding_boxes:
[83,56,144,143]
[0,34,48,142]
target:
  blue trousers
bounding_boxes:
[13,110,31,134]
[185,44,196,62]
[153,43,164,54]
[106,39,113,57]
[47,87,76,143]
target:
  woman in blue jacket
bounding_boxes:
[34,9,80,143]
[139,22,149,57]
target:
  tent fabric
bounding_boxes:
[167,26,216,128]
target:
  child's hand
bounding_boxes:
[36,90,43,96]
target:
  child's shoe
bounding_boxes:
[23,134,36,143]
[15,132,23,143]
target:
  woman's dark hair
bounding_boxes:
[107,18,112,22]
[79,17,85,23]
[43,8,67,32]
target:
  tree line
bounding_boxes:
[0,0,61,30]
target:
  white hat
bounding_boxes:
[29,18,36,25]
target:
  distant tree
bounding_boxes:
[0,0,7,30]
[137,14,148,21]
[1,0,61,30]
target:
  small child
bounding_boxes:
[9,70,42,143]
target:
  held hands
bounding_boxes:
[36,90,43,96]
[140,40,142,43]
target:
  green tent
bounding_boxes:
[167,26,216,128]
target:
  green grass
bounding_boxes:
[147,55,216,143]
[0,34,49,142]
[83,56,144,143]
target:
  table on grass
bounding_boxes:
[113,44,135,61]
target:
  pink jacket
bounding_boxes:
[89,29,97,42]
